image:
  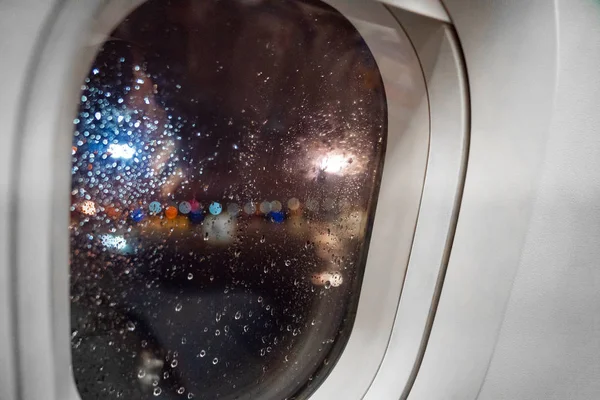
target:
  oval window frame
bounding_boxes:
[10,1,434,399]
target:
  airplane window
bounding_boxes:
[70,0,386,399]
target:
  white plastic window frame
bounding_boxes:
[3,1,468,400]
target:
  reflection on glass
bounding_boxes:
[70,0,386,399]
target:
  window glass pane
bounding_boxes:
[70,0,386,399]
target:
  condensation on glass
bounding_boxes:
[70,0,386,399]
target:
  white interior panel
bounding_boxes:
[0,2,55,400]
[478,1,600,399]
[379,0,450,23]
[364,8,468,400]
[409,0,559,399]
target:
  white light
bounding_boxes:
[202,214,237,244]
[100,234,127,250]
[319,154,349,174]
[311,271,344,287]
[108,143,136,159]
[80,200,96,216]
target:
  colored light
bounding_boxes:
[287,197,300,211]
[131,208,144,222]
[270,211,285,223]
[243,202,256,215]
[179,201,192,214]
[209,201,222,215]
[165,206,178,219]
[149,201,162,214]
[188,210,204,224]
[270,200,282,212]
[189,199,200,212]
[227,203,240,216]
[259,201,271,214]
[105,206,120,219]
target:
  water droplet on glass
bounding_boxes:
[284,260,291,267]
[175,303,183,312]
[260,235,265,243]
[234,311,242,320]
[171,359,178,368]
[198,350,206,358]
[137,369,146,378]
[177,387,185,394]
[153,387,162,396]
[324,281,331,289]
[212,357,219,365]
[187,273,193,280]
[126,321,136,331]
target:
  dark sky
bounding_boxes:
[74,0,385,209]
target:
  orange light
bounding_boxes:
[105,206,121,219]
[165,206,178,220]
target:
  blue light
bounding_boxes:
[131,208,144,222]
[270,211,285,223]
[189,210,204,224]
[149,201,162,214]
[209,202,222,215]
